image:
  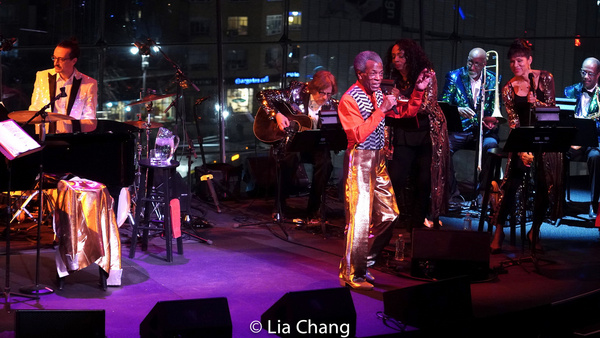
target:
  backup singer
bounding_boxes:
[490,39,562,253]
[256,70,338,223]
[384,39,449,231]
[564,57,600,218]
[440,48,501,209]
[338,51,432,290]
[29,38,98,133]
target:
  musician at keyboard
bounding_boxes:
[29,37,97,133]
[255,70,338,223]
[564,57,600,217]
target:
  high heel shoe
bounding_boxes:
[490,231,505,254]
[490,231,504,255]
[527,230,543,253]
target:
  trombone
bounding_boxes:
[477,50,504,173]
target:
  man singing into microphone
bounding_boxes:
[29,38,98,133]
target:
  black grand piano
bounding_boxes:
[0,119,137,193]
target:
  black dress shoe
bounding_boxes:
[339,277,373,290]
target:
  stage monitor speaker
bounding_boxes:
[383,276,472,331]
[140,297,232,338]
[15,309,105,338]
[261,287,356,338]
[411,228,490,281]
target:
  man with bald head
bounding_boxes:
[440,47,501,210]
[565,57,600,217]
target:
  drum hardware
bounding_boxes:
[124,120,163,129]
[127,102,159,229]
[126,93,175,106]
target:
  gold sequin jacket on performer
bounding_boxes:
[337,79,423,283]
[494,70,564,224]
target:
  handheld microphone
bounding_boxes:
[527,73,536,126]
[528,73,535,93]
[59,87,67,98]
[381,79,399,115]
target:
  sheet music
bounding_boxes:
[0,119,41,160]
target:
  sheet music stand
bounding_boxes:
[286,129,348,153]
[560,116,599,148]
[286,129,347,237]
[438,102,463,133]
[500,126,576,271]
[0,120,43,309]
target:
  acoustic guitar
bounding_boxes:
[253,101,312,144]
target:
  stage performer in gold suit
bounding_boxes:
[29,38,97,133]
[338,50,432,290]
[490,38,562,253]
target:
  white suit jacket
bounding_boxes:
[29,68,98,132]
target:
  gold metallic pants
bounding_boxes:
[339,148,398,282]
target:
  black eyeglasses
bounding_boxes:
[318,91,333,97]
[581,69,597,78]
[51,56,72,63]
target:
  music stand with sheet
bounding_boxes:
[438,102,463,133]
[501,126,576,271]
[560,117,599,148]
[503,126,576,154]
[285,129,347,236]
[286,129,348,153]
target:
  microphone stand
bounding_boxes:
[19,91,66,296]
[147,40,217,244]
[149,39,200,162]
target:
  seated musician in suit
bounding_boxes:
[439,47,501,209]
[564,57,600,217]
[29,37,97,133]
[256,70,338,223]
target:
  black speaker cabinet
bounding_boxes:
[411,228,491,281]
[261,287,356,338]
[383,276,473,331]
[140,297,232,338]
[15,309,105,338]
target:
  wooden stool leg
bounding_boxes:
[176,237,184,255]
[164,171,173,262]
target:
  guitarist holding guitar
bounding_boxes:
[254,70,339,223]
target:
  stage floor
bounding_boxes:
[1,176,600,337]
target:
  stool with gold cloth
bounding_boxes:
[53,178,122,290]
